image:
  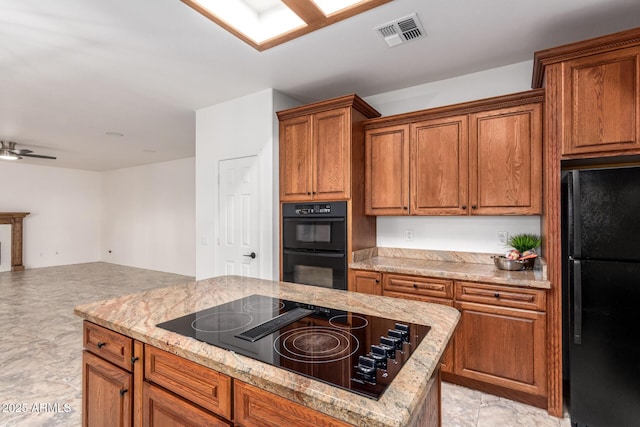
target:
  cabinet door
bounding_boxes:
[349,269,382,295]
[313,108,350,200]
[454,301,547,397]
[469,103,542,215]
[83,351,132,427]
[411,116,469,215]
[142,382,231,427]
[562,46,640,156]
[280,116,312,201]
[365,125,410,215]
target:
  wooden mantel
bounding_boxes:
[0,212,29,271]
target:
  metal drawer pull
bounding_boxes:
[131,356,139,365]
[494,293,500,298]
[97,342,106,349]
[119,389,128,397]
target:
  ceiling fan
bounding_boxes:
[0,141,57,160]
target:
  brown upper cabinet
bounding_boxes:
[470,103,542,215]
[364,90,544,216]
[364,124,410,214]
[278,94,380,202]
[533,28,640,159]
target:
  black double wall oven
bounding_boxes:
[282,201,347,290]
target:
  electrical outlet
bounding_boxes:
[405,229,414,241]
[498,231,509,245]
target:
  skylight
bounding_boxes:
[181,0,392,51]
[313,0,363,15]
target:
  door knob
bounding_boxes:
[244,252,256,259]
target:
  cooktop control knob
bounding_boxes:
[379,337,399,359]
[393,323,410,342]
[381,335,402,350]
[388,329,407,343]
[369,345,388,370]
[356,356,377,384]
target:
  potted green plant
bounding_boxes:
[507,233,541,254]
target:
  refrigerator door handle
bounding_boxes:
[573,260,582,345]
[571,170,582,258]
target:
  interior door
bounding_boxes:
[218,156,259,278]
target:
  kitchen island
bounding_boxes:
[75,275,459,427]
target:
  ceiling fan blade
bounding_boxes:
[10,149,33,155]
[20,153,57,159]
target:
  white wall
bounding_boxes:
[365,61,534,116]
[364,60,542,254]
[0,224,11,272]
[101,158,195,276]
[195,88,299,281]
[0,162,101,268]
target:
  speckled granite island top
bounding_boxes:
[74,275,459,427]
[351,248,550,289]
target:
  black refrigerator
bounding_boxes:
[562,166,640,427]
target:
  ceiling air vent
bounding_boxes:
[374,13,425,47]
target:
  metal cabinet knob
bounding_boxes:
[243,252,257,259]
[97,342,106,349]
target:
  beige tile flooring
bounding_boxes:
[0,263,571,426]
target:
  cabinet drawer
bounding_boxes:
[83,321,133,371]
[455,281,546,311]
[144,345,231,420]
[142,382,231,427]
[234,381,352,427]
[384,274,453,299]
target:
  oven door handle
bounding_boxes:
[283,249,345,258]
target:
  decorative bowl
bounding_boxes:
[492,256,525,271]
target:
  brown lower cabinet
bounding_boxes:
[349,269,382,295]
[83,351,133,427]
[350,269,548,408]
[82,322,140,427]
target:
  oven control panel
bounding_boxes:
[294,204,332,215]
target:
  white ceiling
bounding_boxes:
[1,0,638,171]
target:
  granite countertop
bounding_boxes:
[350,248,551,290]
[74,275,459,427]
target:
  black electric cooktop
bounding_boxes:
[157,294,430,400]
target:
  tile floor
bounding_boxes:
[0,263,571,426]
